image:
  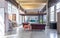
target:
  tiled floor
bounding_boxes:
[0,26,58,38]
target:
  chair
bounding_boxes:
[23,24,31,30]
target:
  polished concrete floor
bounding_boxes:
[0,26,58,38]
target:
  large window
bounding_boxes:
[8,2,18,21]
[56,2,60,21]
[8,2,18,14]
[50,6,54,22]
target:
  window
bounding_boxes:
[8,2,18,14]
[56,2,60,10]
[43,15,47,23]
[8,2,12,14]
[50,6,54,12]
[40,15,43,24]
[50,6,54,22]
[19,15,23,24]
[8,2,19,23]
[56,2,60,21]
[39,15,46,24]
[22,16,25,23]
[12,5,17,14]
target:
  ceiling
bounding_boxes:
[16,0,47,9]
[16,0,48,14]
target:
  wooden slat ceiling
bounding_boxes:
[16,0,47,9]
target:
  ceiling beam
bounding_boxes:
[19,1,47,3]
[20,13,47,16]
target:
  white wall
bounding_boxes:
[0,8,5,36]
[0,0,5,8]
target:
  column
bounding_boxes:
[0,0,8,36]
[54,5,56,22]
[46,0,50,28]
